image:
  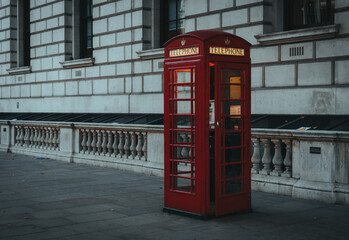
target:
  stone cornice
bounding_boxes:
[60,58,95,69]
[255,25,340,46]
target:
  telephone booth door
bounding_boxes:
[164,30,251,218]
[164,63,203,214]
[213,62,251,216]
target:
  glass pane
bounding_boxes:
[225,117,242,130]
[176,115,194,127]
[176,69,192,84]
[170,162,195,193]
[168,20,176,31]
[168,0,177,21]
[225,133,241,147]
[224,85,241,99]
[175,85,193,99]
[225,179,242,194]
[224,148,241,163]
[176,101,191,114]
[223,69,241,99]
[224,101,241,116]
[225,164,242,179]
[176,132,193,144]
[224,69,240,83]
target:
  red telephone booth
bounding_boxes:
[163,30,251,217]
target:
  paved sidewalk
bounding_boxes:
[0,151,348,240]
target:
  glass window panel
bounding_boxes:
[175,115,194,128]
[168,0,177,21]
[170,162,195,193]
[225,117,242,130]
[224,101,241,116]
[168,20,176,31]
[176,100,191,114]
[224,85,242,99]
[224,69,241,84]
[176,70,192,84]
[225,179,242,195]
[175,85,193,99]
[224,148,242,163]
[225,133,241,147]
[225,164,242,179]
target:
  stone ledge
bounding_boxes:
[255,25,339,46]
[60,58,95,69]
[7,66,32,75]
[137,48,164,60]
[252,174,349,205]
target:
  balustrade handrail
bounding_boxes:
[252,128,349,141]
[1,120,163,133]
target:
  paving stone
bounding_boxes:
[1,151,349,240]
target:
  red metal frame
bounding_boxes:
[164,30,251,217]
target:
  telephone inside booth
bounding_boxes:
[163,30,251,218]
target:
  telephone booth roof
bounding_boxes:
[164,30,251,60]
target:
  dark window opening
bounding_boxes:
[160,0,185,46]
[18,0,30,66]
[80,0,93,58]
[284,0,334,31]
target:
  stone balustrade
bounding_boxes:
[14,125,60,151]
[1,120,349,204]
[251,136,292,178]
[78,128,147,160]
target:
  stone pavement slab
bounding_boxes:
[1,151,349,240]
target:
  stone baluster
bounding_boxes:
[45,128,50,149]
[56,129,60,150]
[130,131,137,159]
[136,132,143,160]
[15,126,20,146]
[54,128,59,150]
[49,128,54,150]
[142,132,147,161]
[91,130,97,154]
[24,127,30,147]
[124,131,130,158]
[52,128,57,150]
[102,130,108,155]
[118,131,124,157]
[45,127,50,149]
[112,131,119,157]
[260,138,272,175]
[29,127,34,147]
[107,130,113,156]
[95,130,102,155]
[40,127,46,149]
[282,140,292,177]
[251,138,261,174]
[33,127,38,148]
[80,129,87,153]
[20,127,25,146]
[271,139,283,176]
[86,129,92,154]
[36,127,42,148]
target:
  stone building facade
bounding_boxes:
[0,0,349,204]
[0,0,348,116]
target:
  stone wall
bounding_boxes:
[0,0,348,115]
